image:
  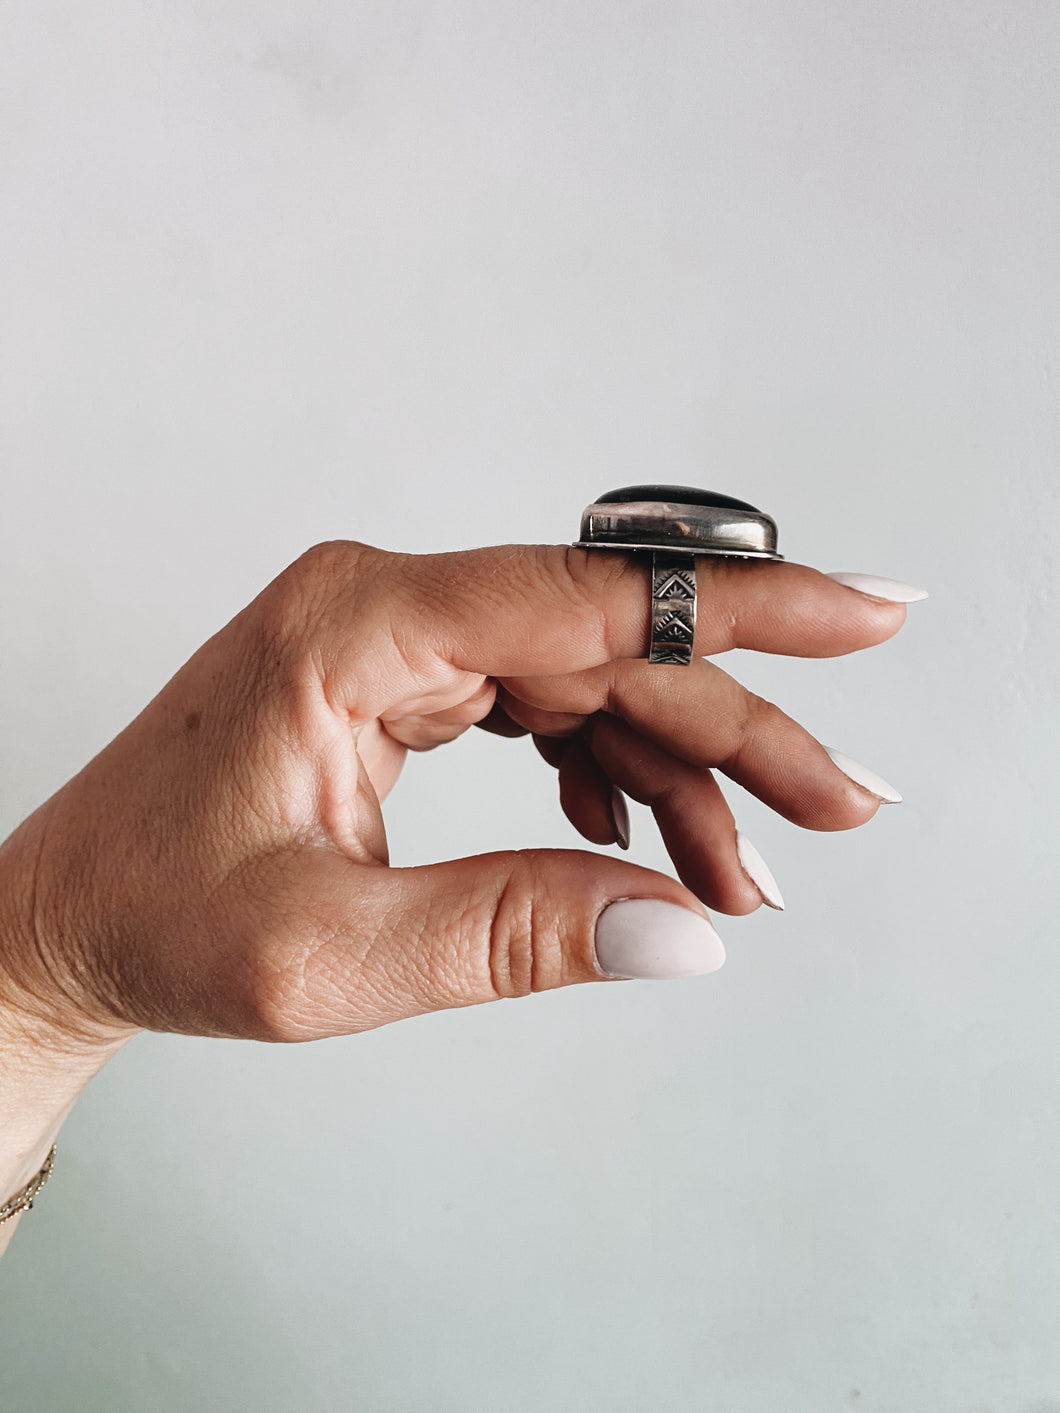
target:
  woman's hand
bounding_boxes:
[0,541,912,1052]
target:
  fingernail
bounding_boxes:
[827,572,928,603]
[609,787,630,850]
[595,899,726,979]
[735,832,785,910]
[825,746,903,803]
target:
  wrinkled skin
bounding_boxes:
[0,541,907,1050]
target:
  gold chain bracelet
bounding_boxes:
[0,1145,56,1225]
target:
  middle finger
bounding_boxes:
[498,657,882,832]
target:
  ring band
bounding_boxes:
[648,551,697,665]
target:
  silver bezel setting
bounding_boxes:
[575,497,782,561]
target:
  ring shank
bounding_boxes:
[648,551,697,665]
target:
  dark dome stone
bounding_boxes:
[594,485,762,514]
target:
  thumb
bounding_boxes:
[296,850,726,1036]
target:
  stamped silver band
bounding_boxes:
[649,551,697,665]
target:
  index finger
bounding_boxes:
[301,542,911,703]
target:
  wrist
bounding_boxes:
[0,799,138,1048]
[0,804,138,1241]
[0,1002,131,1253]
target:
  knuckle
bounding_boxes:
[208,870,324,1043]
[487,858,535,1000]
[221,918,317,1043]
[725,689,777,770]
[242,954,313,1042]
[246,540,383,716]
[260,541,373,643]
[482,850,570,1001]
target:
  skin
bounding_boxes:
[0,541,907,1252]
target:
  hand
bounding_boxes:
[0,542,911,1050]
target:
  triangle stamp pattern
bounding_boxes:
[655,572,695,601]
[649,552,697,665]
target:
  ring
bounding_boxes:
[573,484,783,667]
[648,552,697,664]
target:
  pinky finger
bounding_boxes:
[554,734,627,850]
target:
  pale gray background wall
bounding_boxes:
[1,3,1057,1410]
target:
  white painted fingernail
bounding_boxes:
[595,899,725,980]
[825,746,903,803]
[609,787,630,850]
[827,572,928,603]
[735,832,785,910]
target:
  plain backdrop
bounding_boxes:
[1,4,1058,1410]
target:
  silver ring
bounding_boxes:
[649,552,698,664]
[574,484,783,668]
